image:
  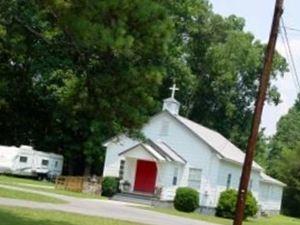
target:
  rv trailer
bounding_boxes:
[0,145,63,179]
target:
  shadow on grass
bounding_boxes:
[0,208,75,225]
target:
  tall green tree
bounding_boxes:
[275,145,300,217]
[158,0,288,150]
[187,16,287,150]
[269,95,300,175]
[269,95,300,217]
[0,0,173,174]
[0,0,288,175]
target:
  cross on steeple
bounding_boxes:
[169,83,179,99]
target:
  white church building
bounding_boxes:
[103,85,285,215]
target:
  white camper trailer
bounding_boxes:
[0,145,63,179]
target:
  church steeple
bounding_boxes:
[162,83,181,115]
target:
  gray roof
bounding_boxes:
[172,113,262,170]
[119,140,186,164]
[149,140,186,164]
[260,172,286,187]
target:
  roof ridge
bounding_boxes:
[159,141,187,163]
[177,115,236,143]
[147,139,171,161]
[168,113,262,170]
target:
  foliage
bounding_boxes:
[216,189,258,220]
[159,1,288,150]
[0,0,173,175]
[281,187,300,217]
[101,176,119,197]
[244,192,259,219]
[0,0,287,175]
[270,145,300,217]
[268,95,300,217]
[174,187,199,212]
[254,130,270,168]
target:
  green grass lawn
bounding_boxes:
[146,207,300,225]
[37,187,106,199]
[0,175,105,199]
[0,206,144,225]
[0,187,67,204]
[0,175,54,187]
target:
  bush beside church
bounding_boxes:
[174,187,199,212]
[102,176,119,197]
[216,189,258,220]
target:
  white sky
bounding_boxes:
[210,0,300,136]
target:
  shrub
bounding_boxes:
[174,187,199,212]
[216,189,258,220]
[101,176,119,197]
[245,191,259,218]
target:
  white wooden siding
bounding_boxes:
[103,136,138,177]
[102,111,283,211]
[216,160,260,206]
[143,112,221,206]
[259,182,283,211]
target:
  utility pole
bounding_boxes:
[233,1,284,225]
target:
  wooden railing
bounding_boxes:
[55,176,85,192]
[55,176,102,194]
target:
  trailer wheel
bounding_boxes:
[37,174,45,181]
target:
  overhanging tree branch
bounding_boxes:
[13,16,51,44]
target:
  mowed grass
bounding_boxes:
[0,175,105,199]
[34,187,107,199]
[0,175,54,187]
[0,206,144,225]
[146,207,300,225]
[0,187,67,204]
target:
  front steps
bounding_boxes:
[112,192,158,206]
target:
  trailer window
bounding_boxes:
[42,159,49,166]
[19,156,27,163]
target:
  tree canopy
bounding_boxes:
[0,0,173,174]
[0,0,287,175]
[268,95,300,217]
[158,0,287,150]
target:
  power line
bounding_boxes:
[279,27,300,90]
[281,18,300,91]
[285,26,300,32]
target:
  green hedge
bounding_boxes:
[174,187,199,212]
[216,189,258,220]
[101,176,119,197]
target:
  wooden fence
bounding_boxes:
[55,176,102,194]
[55,176,85,192]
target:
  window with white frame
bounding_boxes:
[188,168,201,190]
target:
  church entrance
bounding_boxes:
[134,160,157,193]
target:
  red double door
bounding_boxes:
[134,160,157,193]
